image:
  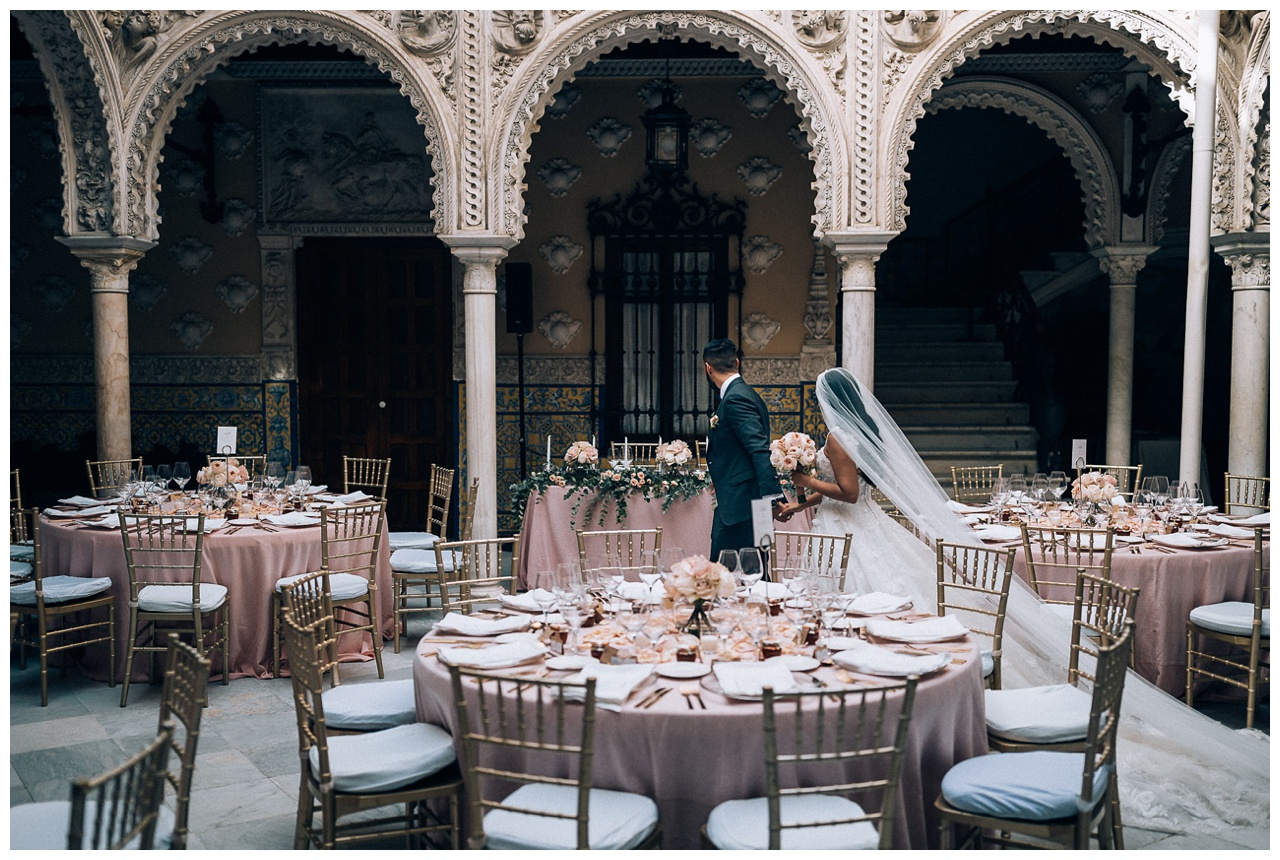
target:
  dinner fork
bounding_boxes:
[680,683,706,709]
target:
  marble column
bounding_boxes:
[827,233,894,388]
[1211,233,1270,479]
[1092,246,1155,466]
[56,236,155,461]
[444,237,513,540]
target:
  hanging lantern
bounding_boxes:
[643,79,690,176]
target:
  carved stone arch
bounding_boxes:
[14,10,122,236]
[926,77,1121,249]
[493,10,847,243]
[119,10,455,241]
[1230,14,1270,232]
[1147,134,1193,244]
[886,10,1198,235]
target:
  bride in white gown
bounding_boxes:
[775,367,1268,837]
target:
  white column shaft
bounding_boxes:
[838,255,878,388]
[1105,284,1138,465]
[463,262,498,540]
[1229,283,1270,477]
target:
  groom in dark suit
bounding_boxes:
[703,339,783,561]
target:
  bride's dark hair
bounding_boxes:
[818,368,880,443]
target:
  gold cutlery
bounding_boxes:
[635,686,671,709]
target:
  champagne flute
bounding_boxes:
[172,462,191,493]
[559,596,585,654]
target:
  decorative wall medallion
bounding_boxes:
[492,10,544,55]
[11,241,28,270]
[537,157,583,196]
[537,310,583,350]
[538,236,584,274]
[35,199,62,233]
[27,120,59,159]
[787,125,812,153]
[129,274,167,311]
[792,11,848,49]
[742,312,782,352]
[737,157,783,196]
[215,275,260,313]
[882,10,945,50]
[170,237,214,273]
[170,159,206,197]
[638,78,682,109]
[737,78,783,118]
[174,86,209,120]
[213,121,254,159]
[393,10,457,55]
[586,118,633,157]
[11,316,31,350]
[170,312,214,350]
[742,235,783,273]
[1077,74,1123,113]
[691,118,732,158]
[220,198,257,236]
[545,84,582,120]
[36,275,76,312]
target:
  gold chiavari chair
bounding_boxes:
[205,454,266,477]
[447,666,662,850]
[283,617,462,850]
[427,464,456,539]
[460,477,479,541]
[1186,526,1270,729]
[433,536,519,616]
[770,530,851,591]
[695,439,707,468]
[343,455,391,501]
[936,541,1015,690]
[609,441,659,467]
[390,474,472,651]
[1018,524,1115,612]
[1223,473,1270,515]
[11,506,35,576]
[1077,464,1143,500]
[937,621,1134,850]
[951,464,1003,504]
[87,457,142,499]
[119,512,229,707]
[702,678,919,849]
[576,528,663,583]
[156,636,210,850]
[11,467,22,511]
[10,509,116,706]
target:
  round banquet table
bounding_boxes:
[40,514,395,681]
[1009,537,1269,695]
[414,635,986,849]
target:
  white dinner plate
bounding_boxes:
[546,654,598,671]
[766,654,820,672]
[656,662,711,679]
[829,616,868,631]
[826,636,863,651]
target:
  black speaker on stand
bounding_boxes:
[506,263,534,479]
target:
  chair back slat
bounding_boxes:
[608,441,659,467]
[68,723,173,850]
[281,571,340,680]
[281,618,332,780]
[936,542,1015,689]
[343,455,391,500]
[320,502,384,579]
[87,457,142,499]
[1080,621,1133,807]
[1019,524,1114,607]
[158,636,210,850]
[119,513,207,599]
[11,468,22,511]
[1077,464,1143,499]
[1069,572,1139,686]
[427,465,456,537]
[1224,473,1270,515]
[950,465,1003,504]
[460,478,480,541]
[771,530,852,590]
[576,528,662,581]
[435,536,518,615]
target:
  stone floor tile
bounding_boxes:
[10,739,127,787]
[176,747,270,792]
[11,715,109,754]
[197,812,299,850]
[182,776,297,832]
[11,786,33,806]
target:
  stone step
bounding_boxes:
[885,402,1030,426]
[876,306,977,325]
[901,425,1039,452]
[876,341,1007,363]
[875,381,1019,404]
[876,322,1000,343]
[876,361,1013,383]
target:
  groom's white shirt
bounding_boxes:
[718,373,741,399]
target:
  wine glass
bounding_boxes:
[172,462,191,493]
[265,461,285,492]
[140,465,157,496]
[619,600,649,646]
[1048,470,1068,501]
[1008,474,1028,506]
[1187,484,1205,522]
[554,561,583,604]
[155,464,173,494]
[738,603,770,659]
[295,465,313,495]
[990,478,1010,518]
[1150,476,1170,509]
[738,547,765,594]
[530,569,559,626]
[638,550,664,593]
[559,595,585,654]
[1031,473,1049,503]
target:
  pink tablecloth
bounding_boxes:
[1011,540,1267,694]
[414,637,986,849]
[516,487,812,589]
[40,516,394,681]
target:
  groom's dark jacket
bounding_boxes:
[707,377,783,525]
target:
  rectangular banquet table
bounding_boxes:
[40,514,395,681]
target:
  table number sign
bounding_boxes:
[217,426,238,455]
[1071,438,1087,470]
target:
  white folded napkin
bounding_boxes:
[846,591,913,615]
[262,512,322,527]
[434,612,531,637]
[947,501,990,514]
[1208,524,1259,539]
[616,581,666,603]
[59,495,107,507]
[866,614,968,643]
[1209,512,1270,526]
[83,516,124,529]
[45,506,114,519]
[332,491,372,504]
[748,582,791,600]
[499,588,556,613]
[436,638,547,669]
[962,514,987,525]
[179,517,226,533]
[1151,533,1229,550]
[833,641,951,677]
[713,662,799,698]
[973,524,1021,542]
[303,485,328,495]
[564,664,655,711]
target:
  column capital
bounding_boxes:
[823,230,896,263]
[1090,245,1157,285]
[57,236,155,290]
[1211,231,1270,289]
[441,233,516,267]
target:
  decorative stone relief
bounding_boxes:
[393,10,456,55]
[539,235,584,274]
[492,10,544,55]
[104,10,179,70]
[221,198,257,236]
[35,199,62,233]
[882,10,945,51]
[215,275,260,313]
[637,78,682,109]
[1254,119,1270,226]
[739,357,801,385]
[803,240,834,345]
[496,356,592,385]
[1148,134,1190,244]
[175,86,208,120]
[27,120,58,159]
[1223,252,1270,288]
[170,237,214,273]
[170,312,214,350]
[36,275,76,312]
[11,241,28,270]
[169,159,206,197]
[792,11,847,50]
[737,78,783,118]
[1211,110,1236,235]
[11,317,32,350]
[1077,74,1123,113]
[537,157,582,196]
[586,118,632,157]
[545,84,583,120]
[787,125,812,153]
[691,118,732,158]
[742,235,783,273]
[883,48,913,109]
[737,157,783,196]
[213,121,254,159]
[129,274,167,311]
[537,310,583,350]
[742,312,781,351]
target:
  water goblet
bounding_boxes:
[172,462,191,493]
[559,597,585,654]
[738,603,769,659]
[295,465,313,496]
[1031,472,1049,502]
[638,550,664,593]
[265,461,285,492]
[155,464,173,494]
[619,601,649,646]
[1007,474,1028,506]
[738,547,765,594]
[1048,470,1068,501]
[1188,485,1205,522]
[1150,476,1170,508]
[530,569,559,626]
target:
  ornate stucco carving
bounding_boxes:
[215,275,260,313]
[36,275,77,311]
[1147,134,1192,244]
[537,310,583,349]
[545,83,582,119]
[742,312,781,351]
[496,356,592,385]
[792,11,848,50]
[736,156,782,196]
[1077,73,1123,112]
[537,157,582,196]
[585,117,633,157]
[739,357,802,385]
[802,239,834,346]
[538,235,584,273]
[11,318,33,350]
[171,311,214,350]
[213,121,254,159]
[220,198,257,237]
[393,10,456,56]
[637,78,681,109]
[492,11,545,55]
[691,117,732,157]
[459,11,485,228]
[169,159,205,197]
[1254,118,1270,227]
[882,48,913,111]
[129,274,167,311]
[742,235,783,273]
[1211,109,1237,235]
[883,11,946,51]
[853,12,877,223]
[170,236,214,273]
[737,77,784,117]
[1222,251,1270,288]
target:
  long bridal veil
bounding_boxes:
[815,367,1269,835]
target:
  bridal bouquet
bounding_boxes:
[197,458,249,488]
[655,439,693,469]
[563,440,599,468]
[770,431,819,476]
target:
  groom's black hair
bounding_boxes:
[702,339,740,373]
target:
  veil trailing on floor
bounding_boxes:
[815,367,1269,835]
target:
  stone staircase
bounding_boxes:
[874,307,1039,493]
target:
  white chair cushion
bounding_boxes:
[483,783,659,850]
[311,722,455,793]
[984,684,1093,744]
[137,583,229,613]
[390,548,460,575]
[1190,602,1269,638]
[941,751,1112,821]
[11,575,111,606]
[705,794,879,850]
[981,648,994,679]
[11,560,34,579]
[324,679,418,731]
[9,800,174,849]
[10,542,35,562]
[275,571,369,601]
[388,531,440,551]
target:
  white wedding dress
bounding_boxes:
[808,442,1270,837]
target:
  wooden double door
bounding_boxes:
[297,238,454,531]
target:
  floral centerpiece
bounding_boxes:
[769,431,819,499]
[564,440,599,469]
[511,460,711,528]
[197,458,249,489]
[1071,471,1120,526]
[655,439,693,470]
[663,555,734,637]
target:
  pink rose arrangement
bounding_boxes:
[655,439,693,468]
[563,440,599,467]
[197,458,249,488]
[663,554,735,602]
[769,431,818,476]
[1071,471,1119,505]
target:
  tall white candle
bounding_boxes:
[624,437,629,462]
[546,435,552,466]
